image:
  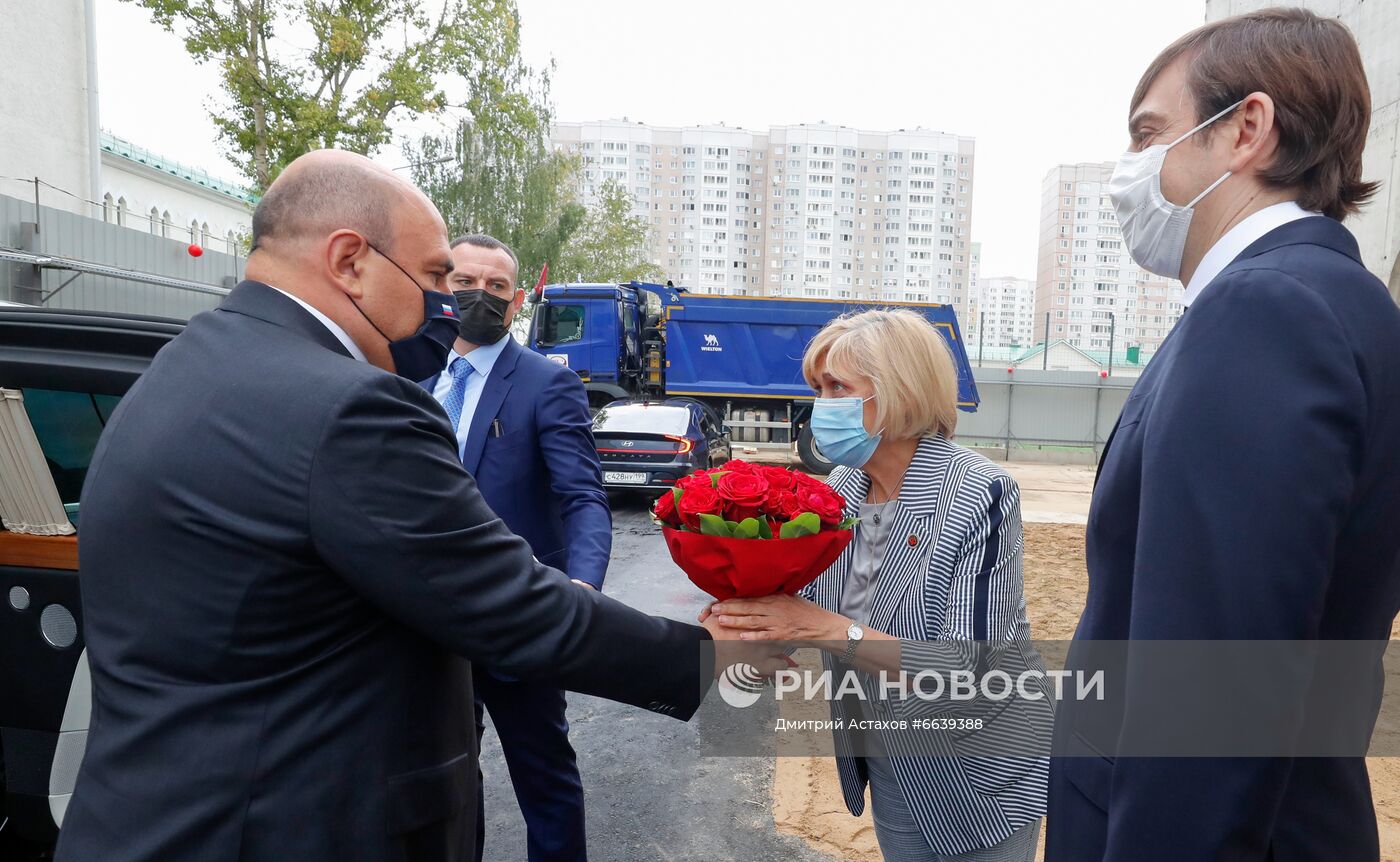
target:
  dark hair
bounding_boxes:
[450,233,519,276]
[250,161,395,253]
[1131,6,1377,220]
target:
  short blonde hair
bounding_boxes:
[802,309,958,440]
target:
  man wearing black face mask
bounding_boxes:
[55,150,779,862]
[418,234,609,862]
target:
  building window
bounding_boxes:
[149,207,161,236]
[102,193,114,223]
[161,210,172,239]
[116,196,127,226]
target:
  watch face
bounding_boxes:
[847,623,864,641]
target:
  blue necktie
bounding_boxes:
[441,357,474,432]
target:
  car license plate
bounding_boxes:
[604,471,647,485]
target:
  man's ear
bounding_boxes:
[1227,91,1277,174]
[507,288,526,320]
[326,230,372,299]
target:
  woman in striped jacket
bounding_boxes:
[707,309,1050,861]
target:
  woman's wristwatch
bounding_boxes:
[841,621,865,665]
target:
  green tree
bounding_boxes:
[405,17,583,307]
[131,0,521,190]
[556,179,664,285]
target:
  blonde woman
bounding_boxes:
[707,309,1049,862]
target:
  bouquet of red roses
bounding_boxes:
[653,460,857,601]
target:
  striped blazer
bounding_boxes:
[801,435,1051,855]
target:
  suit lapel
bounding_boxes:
[864,439,948,635]
[865,504,933,636]
[808,467,867,611]
[460,340,521,475]
[1094,308,1187,486]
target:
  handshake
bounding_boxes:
[698,594,846,680]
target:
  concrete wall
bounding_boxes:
[0,0,96,215]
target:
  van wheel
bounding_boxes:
[797,425,834,475]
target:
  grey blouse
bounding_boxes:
[839,497,900,626]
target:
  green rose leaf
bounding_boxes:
[672,486,682,506]
[837,517,860,530]
[698,513,732,537]
[735,518,762,539]
[779,512,821,539]
[757,518,774,540]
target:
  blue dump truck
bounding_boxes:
[526,281,979,473]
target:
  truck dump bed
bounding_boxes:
[661,295,980,409]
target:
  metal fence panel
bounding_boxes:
[1,193,237,319]
[957,368,1137,458]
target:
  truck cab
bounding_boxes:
[528,282,665,409]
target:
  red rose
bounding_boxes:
[676,470,713,493]
[793,483,845,527]
[765,487,804,522]
[793,471,828,492]
[653,487,682,528]
[717,470,770,523]
[719,459,758,475]
[677,483,724,530]
[761,465,799,491]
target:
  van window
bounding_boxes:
[20,388,121,503]
[539,304,585,346]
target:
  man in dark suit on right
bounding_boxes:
[1049,8,1400,861]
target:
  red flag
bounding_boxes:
[533,263,548,299]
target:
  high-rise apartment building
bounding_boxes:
[551,121,976,304]
[1034,162,1183,354]
[975,276,1036,350]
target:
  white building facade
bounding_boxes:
[1,0,255,251]
[976,276,1037,350]
[99,133,256,255]
[552,121,976,304]
[1035,162,1182,353]
[0,0,100,215]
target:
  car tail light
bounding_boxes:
[665,434,694,455]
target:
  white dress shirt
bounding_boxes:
[1184,201,1320,307]
[430,334,512,460]
[266,284,368,362]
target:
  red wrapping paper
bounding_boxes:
[662,525,854,600]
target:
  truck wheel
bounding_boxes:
[797,425,834,475]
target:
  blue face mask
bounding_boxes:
[810,395,882,468]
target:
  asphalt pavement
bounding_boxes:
[477,492,834,862]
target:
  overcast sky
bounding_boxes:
[96,0,1203,279]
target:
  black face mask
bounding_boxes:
[452,289,513,346]
[352,243,460,380]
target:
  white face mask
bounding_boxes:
[1109,99,1244,280]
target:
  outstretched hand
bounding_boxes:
[701,594,847,646]
[701,613,797,679]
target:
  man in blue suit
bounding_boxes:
[420,234,609,862]
[1049,9,1400,861]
